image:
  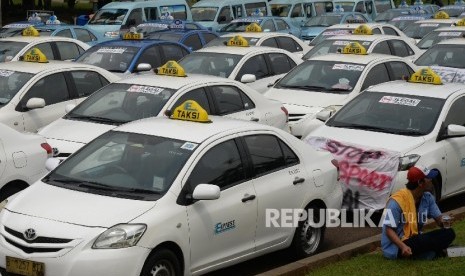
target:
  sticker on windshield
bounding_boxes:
[250,38,258,42]
[333,41,350,46]
[332,64,365,71]
[96,47,127,54]
[379,96,420,106]
[438,31,462,37]
[420,23,439,27]
[138,23,169,29]
[362,42,370,45]
[323,30,350,36]
[181,142,198,150]
[0,70,14,77]
[232,18,261,23]
[4,23,31,28]
[127,85,164,95]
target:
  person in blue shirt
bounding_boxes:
[381,165,455,260]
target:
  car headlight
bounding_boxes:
[93,224,146,249]
[104,31,120,38]
[398,154,420,171]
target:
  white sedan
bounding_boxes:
[0,123,51,201]
[39,61,289,158]
[0,103,342,275]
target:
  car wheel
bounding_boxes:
[290,205,325,258]
[140,249,181,276]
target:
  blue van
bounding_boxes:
[86,0,192,39]
[269,0,335,28]
[332,0,395,21]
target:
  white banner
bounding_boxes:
[305,137,400,210]
[431,66,465,84]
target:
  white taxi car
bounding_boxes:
[0,27,90,62]
[204,32,311,57]
[265,44,418,137]
[416,25,465,50]
[402,12,458,43]
[178,35,302,94]
[0,102,342,276]
[39,61,289,158]
[0,48,119,133]
[308,68,465,201]
[0,123,51,201]
[415,38,465,72]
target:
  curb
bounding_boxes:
[257,206,465,276]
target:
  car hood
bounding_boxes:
[309,125,426,155]
[85,24,120,36]
[6,182,157,227]
[39,118,115,144]
[266,88,349,109]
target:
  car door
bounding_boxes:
[17,72,73,132]
[385,61,415,81]
[183,138,257,271]
[68,70,111,103]
[290,3,305,27]
[388,39,415,58]
[54,41,84,60]
[261,19,276,32]
[210,85,261,121]
[241,134,307,250]
[133,46,162,72]
[440,96,465,196]
[0,138,6,181]
[235,54,272,93]
[360,63,390,92]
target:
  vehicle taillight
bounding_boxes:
[281,106,289,122]
[41,143,53,157]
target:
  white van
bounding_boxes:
[192,0,271,31]
[332,0,395,21]
[270,0,335,28]
[86,0,192,39]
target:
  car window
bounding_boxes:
[33,42,54,60]
[187,139,246,191]
[56,29,72,38]
[160,44,186,61]
[372,27,382,34]
[218,6,232,23]
[173,88,211,114]
[277,37,301,52]
[144,7,158,21]
[261,38,278,48]
[383,26,398,36]
[372,41,391,55]
[361,63,390,91]
[202,33,217,44]
[71,71,108,97]
[275,19,290,31]
[389,40,414,57]
[236,54,269,80]
[445,96,465,126]
[137,46,162,69]
[183,34,203,51]
[210,85,254,114]
[245,2,267,16]
[55,41,82,60]
[125,8,143,27]
[21,73,69,107]
[75,28,95,43]
[268,53,294,74]
[386,61,412,81]
[262,19,276,32]
[291,3,303,17]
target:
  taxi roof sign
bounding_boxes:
[23,47,48,63]
[245,22,262,32]
[342,42,367,55]
[353,25,373,35]
[456,18,465,26]
[123,27,143,40]
[22,26,39,37]
[408,68,442,85]
[226,35,249,47]
[155,60,186,77]
[434,11,450,19]
[171,100,211,123]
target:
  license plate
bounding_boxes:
[6,256,45,276]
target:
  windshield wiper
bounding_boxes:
[330,123,391,133]
[325,87,351,93]
[66,114,128,125]
[277,84,326,91]
[79,182,160,194]
[391,129,424,136]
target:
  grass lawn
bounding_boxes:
[310,219,465,276]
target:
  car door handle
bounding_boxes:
[293,177,305,185]
[242,194,256,202]
[250,117,259,122]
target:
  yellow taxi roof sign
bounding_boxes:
[245,22,262,32]
[226,35,249,47]
[408,68,442,85]
[171,100,211,123]
[456,18,465,26]
[155,60,186,77]
[22,26,40,37]
[23,48,48,63]
[123,27,143,40]
[342,42,367,55]
[353,24,373,35]
[434,11,450,19]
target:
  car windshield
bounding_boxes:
[220,20,263,32]
[333,2,355,12]
[309,28,352,46]
[65,83,175,124]
[178,52,241,78]
[275,60,364,93]
[415,44,465,68]
[403,22,451,39]
[439,7,465,17]
[303,39,373,59]
[0,70,33,106]
[417,30,465,49]
[326,92,445,135]
[375,10,408,22]
[271,4,292,17]
[389,17,426,30]
[44,131,195,200]
[0,41,27,62]
[305,15,342,27]
[192,7,218,21]
[0,27,26,38]
[146,32,183,41]
[76,46,139,73]
[88,8,128,25]
[204,36,260,47]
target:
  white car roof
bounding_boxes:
[219,32,296,39]
[0,36,85,44]
[0,60,110,74]
[431,26,465,32]
[195,45,291,55]
[436,37,465,45]
[413,19,458,24]
[366,80,465,99]
[114,116,276,143]
[309,53,404,65]
[326,23,397,29]
[326,34,405,42]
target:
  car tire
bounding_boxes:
[140,249,182,276]
[290,205,325,258]
[0,184,27,202]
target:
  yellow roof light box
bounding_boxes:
[22,26,40,37]
[123,27,143,40]
[342,42,367,55]
[456,18,465,26]
[155,60,186,77]
[171,100,211,123]
[23,48,48,63]
[408,68,442,85]
[245,22,262,32]
[226,35,249,47]
[434,11,450,19]
[353,24,373,35]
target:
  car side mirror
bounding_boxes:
[316,110,332,122]
[192,184,220,200]
[45,158,61,171]
[135,63,152,72]
[240,74,256,83]
[26,98,45,110]
[446,124,465,137]
[65,104,76,113]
